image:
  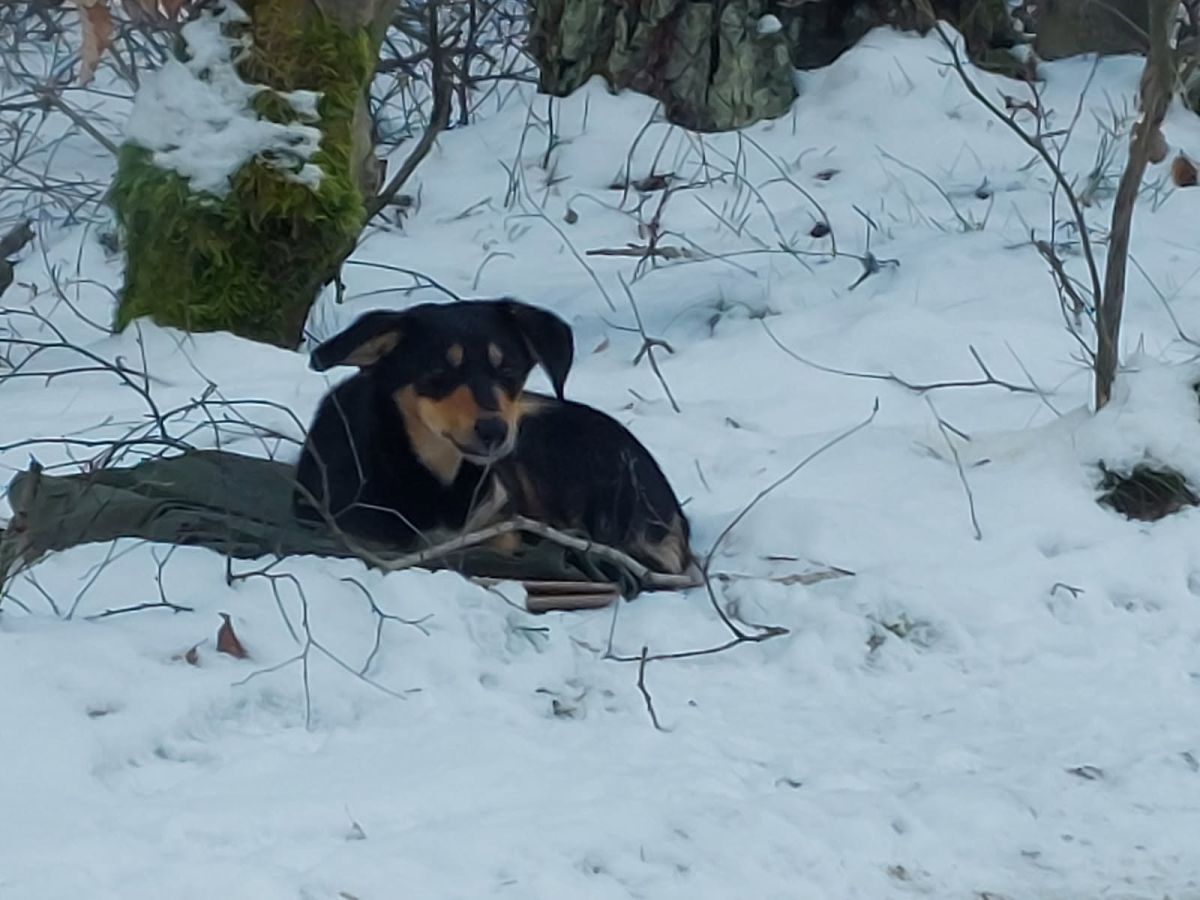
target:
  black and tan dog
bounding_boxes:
[294,299,692,575]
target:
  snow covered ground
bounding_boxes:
[4,23,1200,899]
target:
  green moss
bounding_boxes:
[110,4,376,347]
[250,89,299,124]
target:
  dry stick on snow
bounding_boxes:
[231,571,417,730]
[340,574,433,677]
[32,86,119,157]
[702,399,881,587]
[1050,57,1102,249]
[847,207,900,290]
[585,245,688,260]
[608,399,881,729]
[618,273,680,413]
[637,645,666,732]
[633,181,676,279]
[225,563,427,724]
[0,322,417,715]
[373,515,699,590]
[609,403,881,686]
[225,560,303,642]
[1003,340,1063,418]
[761,319,1039,396]
[640,400,880,652]
[88,545,195,618]
[877,145,979,232]
[1127,253,1200,347]
[926,2,1181,410]
[510,176,619,313]
[922,13,1104,313]
[0,308,306,476]
[1094,0,1180,408]
[289,475,699,592]
[1033,236,1096,354]
[341,259,462,301]
[17,572,62,617]
[0,308,170,440]
[738,131,837,254]
[924,396,983,540]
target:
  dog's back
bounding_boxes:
[499,394,692,574]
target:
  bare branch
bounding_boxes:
[637,645,666,731]
[1095,0,1180,408]
[924,397,983,540]
[762,319,1039,396]
[364,3,453,223]
[922,10,1105,310]
[617,273,680,413]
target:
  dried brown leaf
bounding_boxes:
[170,642,202,665]
[77,0,114,86]
[216,613,249,660]
[1172,153,1197,187]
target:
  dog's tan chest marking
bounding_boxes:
[393,386,463,484]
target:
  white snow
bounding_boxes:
[758,14,784,36]
[5,24,1200,900]
[125,1,324,195]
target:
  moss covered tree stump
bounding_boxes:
[110,0,397,349]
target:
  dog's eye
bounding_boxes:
[416,370,454,394]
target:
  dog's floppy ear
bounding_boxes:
[501,299,574,399]
[310,311,407,371]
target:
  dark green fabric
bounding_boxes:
[0,450,644,597]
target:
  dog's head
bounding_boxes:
[309,299,574,469]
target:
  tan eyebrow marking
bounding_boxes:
[447,343,464,367]
[487,342,503,367]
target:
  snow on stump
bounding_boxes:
[1091,371,1200,523]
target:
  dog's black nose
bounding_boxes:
[474,417,508,449]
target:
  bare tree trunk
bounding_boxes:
[110,0,400,349]
[1094,0,1178,409]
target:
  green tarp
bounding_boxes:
[0,450,650,600]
